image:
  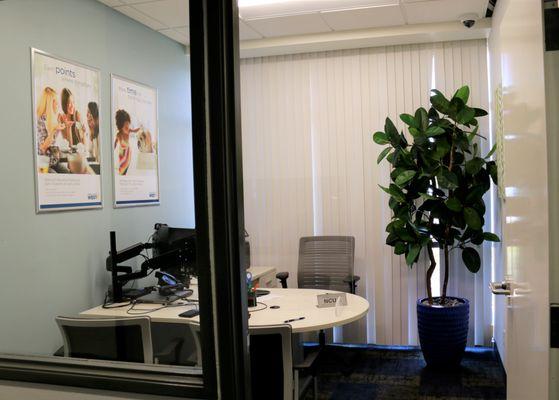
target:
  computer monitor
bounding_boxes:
[151,223,196,283]
[106,224,197,303]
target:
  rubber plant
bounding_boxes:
[374,86,500,305]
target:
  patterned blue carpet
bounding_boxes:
[304,344,506,400]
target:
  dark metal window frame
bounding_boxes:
[0,0,249,398]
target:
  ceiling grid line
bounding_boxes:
[98,0,491,46]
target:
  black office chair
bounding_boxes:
[250,325,319,400]
[276,236,360,294]
[55,316,184,365]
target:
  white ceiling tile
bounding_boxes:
[239,0,398,19]
[114,5,167,30]
[245,13,332,38]
[97,0,124,7]
[402,0,488,25]
[321,5,405,31]
[158,28,189,45]
[239,19,263,40]
[132,0,189,28]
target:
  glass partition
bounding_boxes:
[0,0,249,398]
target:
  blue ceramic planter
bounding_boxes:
[417,297,469,368]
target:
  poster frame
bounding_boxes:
[31,47,104,213]
[110,73,160,209]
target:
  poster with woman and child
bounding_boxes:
[32,49,102,212]
[110,75,159,207]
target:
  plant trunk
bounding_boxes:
[426,241,437,305]
[442,244,450,304]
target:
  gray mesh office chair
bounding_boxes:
[250,325,319,400]
[276,236,360,294]
[56,316,183,364]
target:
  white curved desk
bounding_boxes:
[248,288,369,333]
[80,288,369,333]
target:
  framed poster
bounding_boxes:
[31,48,103,212]
[110,75,160,207]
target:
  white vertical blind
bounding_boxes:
[241,39,491,346]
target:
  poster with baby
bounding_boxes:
[31,49,102,212]
[110,75,159,207]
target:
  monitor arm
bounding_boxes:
[108,231,154,303]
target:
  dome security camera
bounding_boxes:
[459,13,479,28]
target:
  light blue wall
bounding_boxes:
[0,0,194,355]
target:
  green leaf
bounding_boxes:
[400,133,409,147]
[386,219,405,233]
[487,161,498,185]
[394,242,407,255]
[473,108,488,117]
[400,113,419,129]
[426,126,445,136]
[454,86,470,104]
[465,157,485,175]
[430,89,450,114]
[373,131,390,145]
[379,185,391,196]
[428,107,439,121]
[464,207,482,230]
[485,144,496,159]
[432,139,451,159]
[409,127,422,137]
[471,231,484,245]
[386,233,399,246]
[462,247,481,273]
[456,106,475,125]
[483,232,500,242]
[465,185,487,204]
[406,243,421,266]
[415,107,429,132]
[385,118,400,145]
[396,228,415,242]
[467,125,479,143]
[379,184,406,203]
[395,170,416,186]
[437,169,459,189]
[377,147,391,164]
[448,97,465,119]
[445,197,463,212]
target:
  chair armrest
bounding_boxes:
[276,271,289,280]
[342,275,360,283]
[343,275,360,294]
[276,271,289,288]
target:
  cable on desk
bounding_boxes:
[125,298,198,315]
[249,302,268,312]
[102,292,132,309]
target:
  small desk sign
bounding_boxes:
[317,293,348,308]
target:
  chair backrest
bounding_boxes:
[55,316,154,364]
[249,325,293,400]
[297,236,355,292]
